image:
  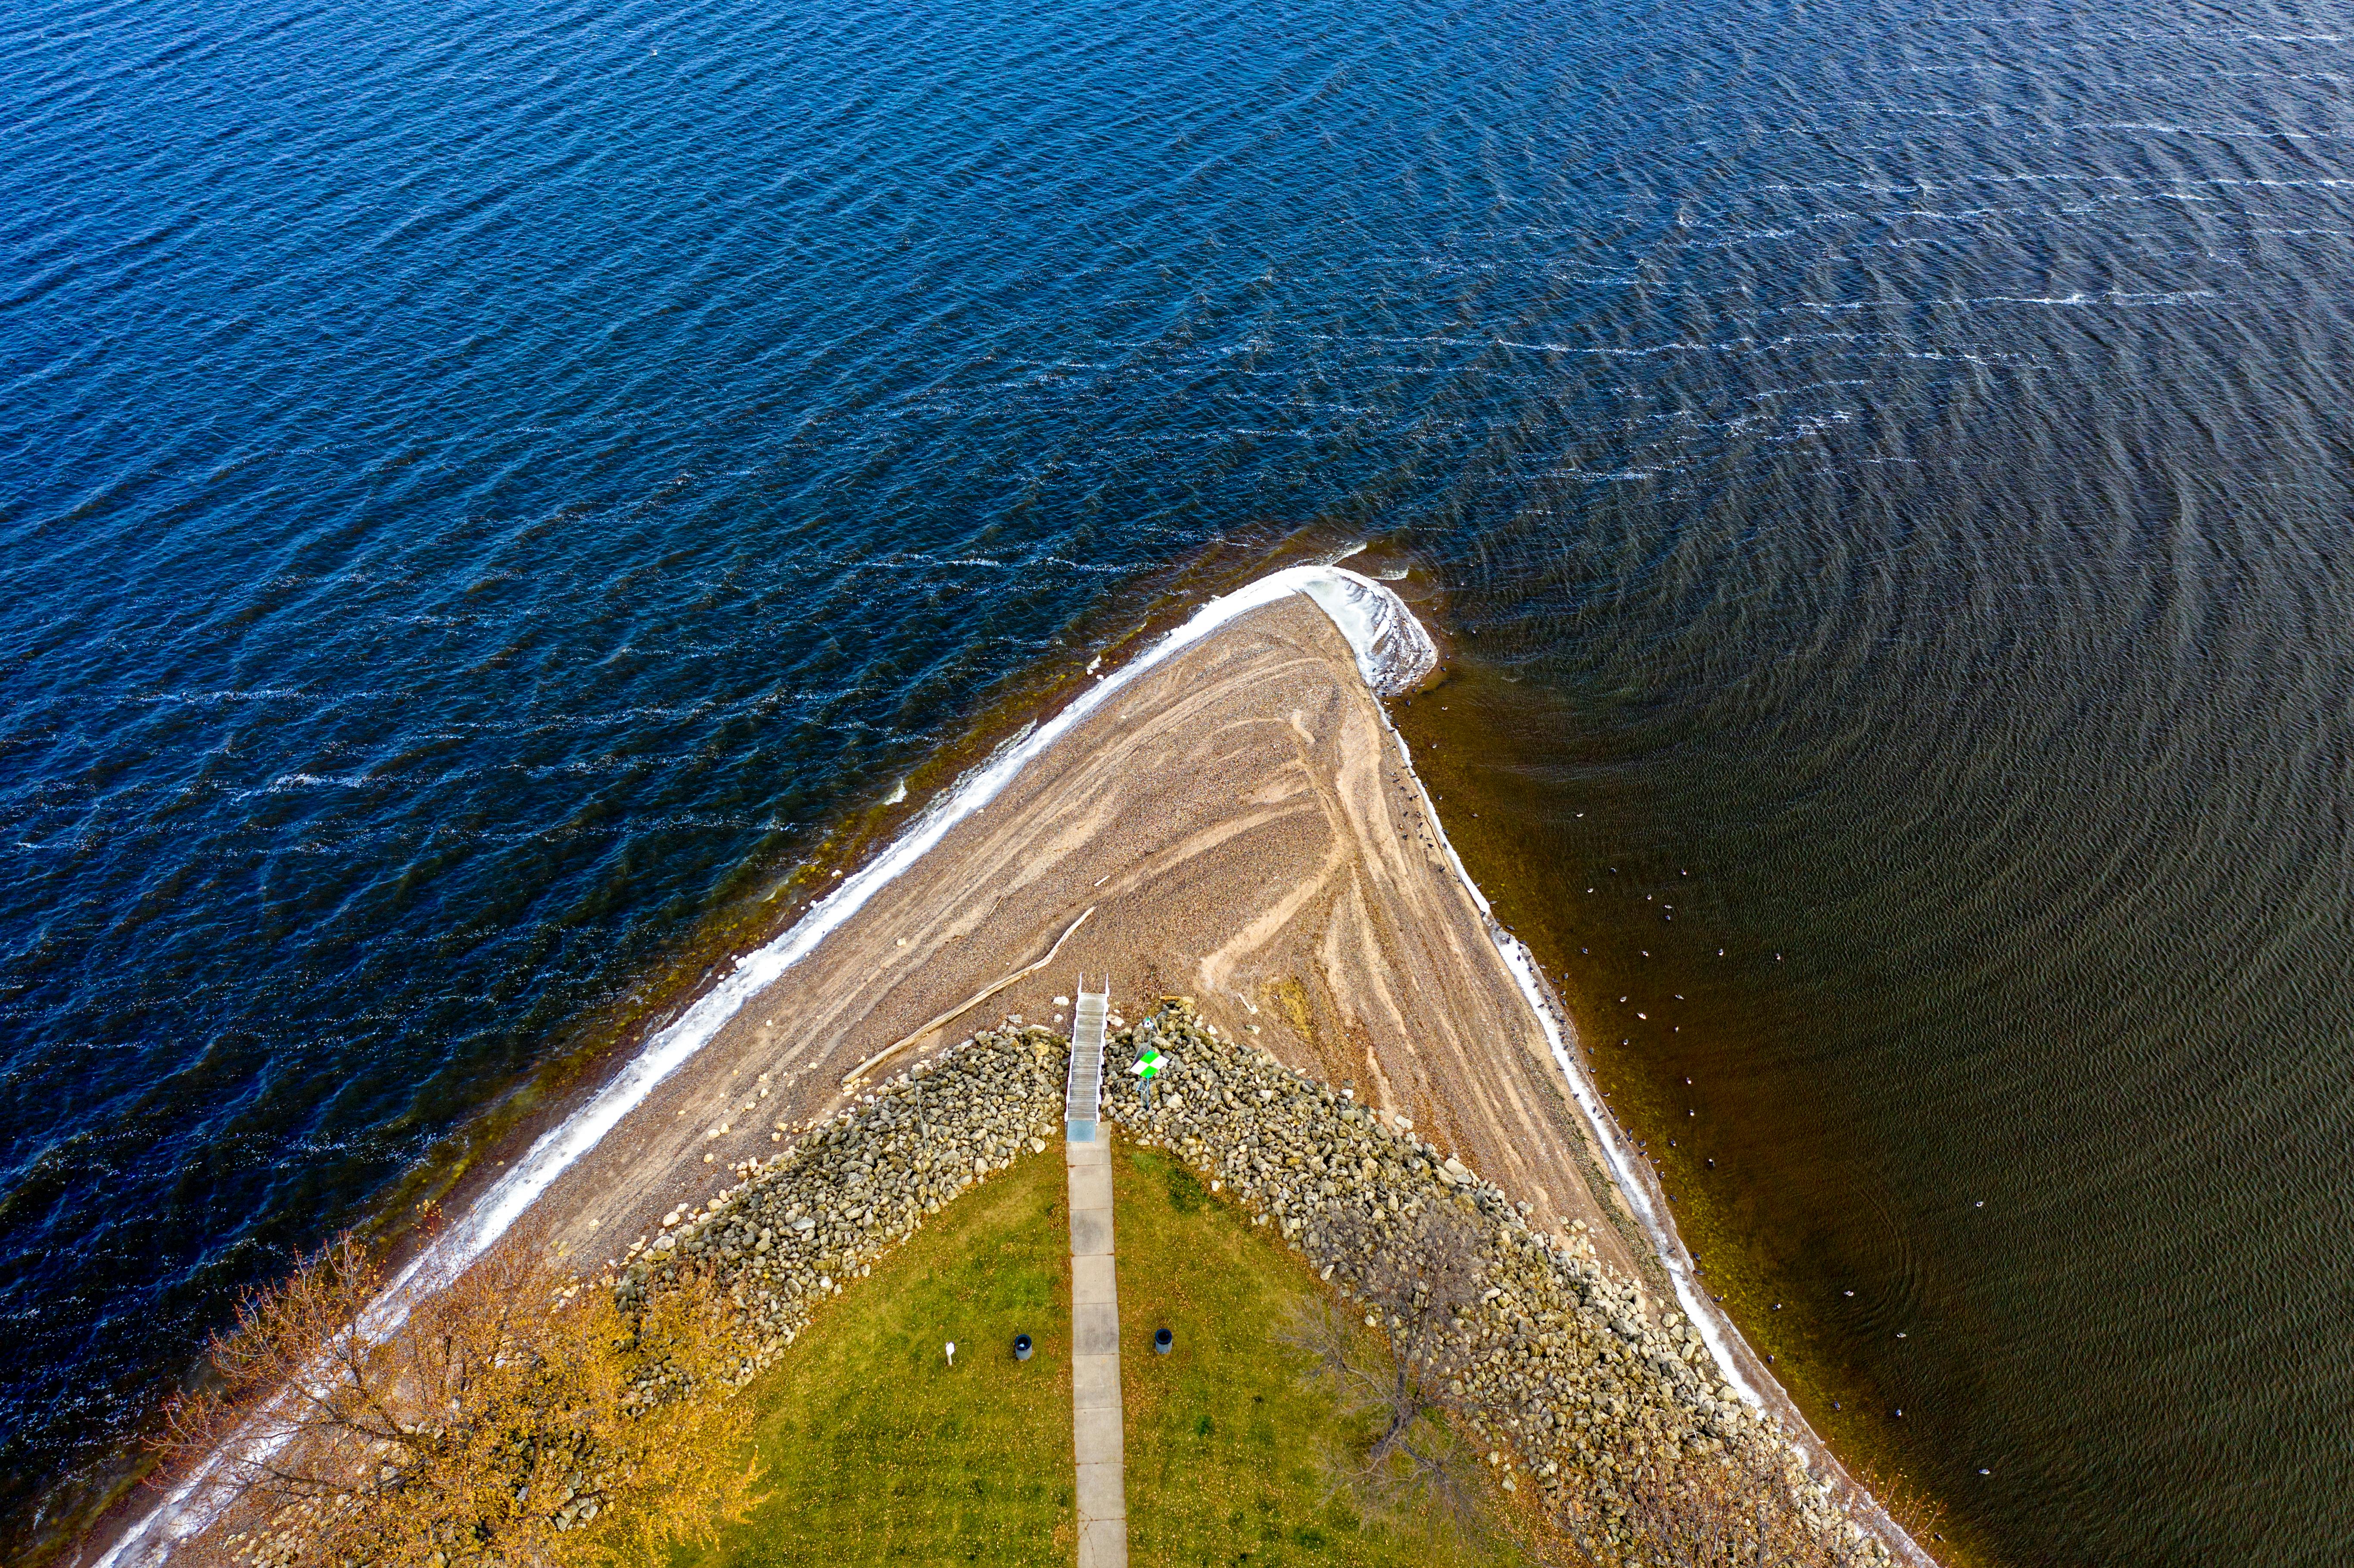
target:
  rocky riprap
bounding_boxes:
[617,1002,1890,1563]
[615,1025,1068,1392]
[1096,1000,1893,1564]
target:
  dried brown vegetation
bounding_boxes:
[149,1224,760,1568]
[1552,1440,1859,1568]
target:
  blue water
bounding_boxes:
[7,0,2354,1559]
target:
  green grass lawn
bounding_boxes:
[681,1135,1528,1568]
[1113,1144,1530,1568]
[679,1146,1076,1567]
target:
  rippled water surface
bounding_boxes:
[7,0,2354,1559]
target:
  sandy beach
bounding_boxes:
[520,580,1898,1531]
[93,573,1919,1567]
[523,591,1650,1267]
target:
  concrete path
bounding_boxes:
[1065,982,1125,1568]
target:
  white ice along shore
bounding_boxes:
[101,562,1792,1563]
[1366,742,1769,1409]
[96,565,1428,1565]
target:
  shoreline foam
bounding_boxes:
[95,564,1924,1568]
[91,566,1435,1567]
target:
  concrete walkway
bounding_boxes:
[1065,983,1125,1568]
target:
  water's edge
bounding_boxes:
[1348,634,1935,1567]
[96,566,1922,1566]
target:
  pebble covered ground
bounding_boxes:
[616,1027,1068,1386]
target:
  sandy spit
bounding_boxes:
[92,569,1926,1568]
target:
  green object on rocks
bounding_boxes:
[1132,1044,1166,1081]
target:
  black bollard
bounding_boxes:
[1014,1333,1034,1362]
[1153,1327,1173,1356]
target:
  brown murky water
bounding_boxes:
[1397,622,2354,1566]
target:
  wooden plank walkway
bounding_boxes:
[1064,982,1124,1568]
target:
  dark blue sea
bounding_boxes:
[6,0,2353,1559]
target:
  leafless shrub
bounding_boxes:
[1281,1205,1494,1531]
[1555,1439,1857,1568]
[1857,1460,1946,1555]
[1284,1204,1887,1568]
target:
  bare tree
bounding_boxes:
[151,1224,760,1568]
[1281,1205,1491,1529]
[1289,1203,1887,1568]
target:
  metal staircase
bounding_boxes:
[1065,978,1111,1140]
